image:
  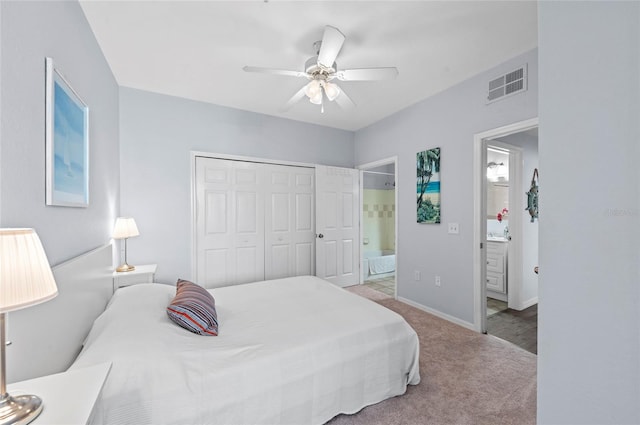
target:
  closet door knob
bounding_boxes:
[318,233,324,239]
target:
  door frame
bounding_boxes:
[472,118,538,333]
[357,156,398,299]
[190,151,316,281]
[486,140,524,309]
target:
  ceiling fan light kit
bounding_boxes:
[304,79,321,98]
[244,25,398,113]
[323,81,341,101]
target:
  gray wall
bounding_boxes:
[1,0,118,383]
[354,49,538,324]
[538,2,640,423]
[0,1,119,265]
[119,87,354,283]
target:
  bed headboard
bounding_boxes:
[6,244,114,383]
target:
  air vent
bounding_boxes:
[486,65,527,104]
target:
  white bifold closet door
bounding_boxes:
[263,164,315,280]
[195,157,315,288]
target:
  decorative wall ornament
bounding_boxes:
[416,147,440,224]
[45,57,89,207]
[525,168,539,222]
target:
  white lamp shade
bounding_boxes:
[323,82,341,101]
[304,80,321,98]
[0,228,58,313]
[112,217,140,239]
[309,90,323,105]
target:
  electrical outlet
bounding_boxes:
[448,223,459,234]
[414,270,421,281]
[435,275,441,286]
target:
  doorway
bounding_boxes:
[485,145,510,305]
[473,119,539,354]
[358,157,398,299]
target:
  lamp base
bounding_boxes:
[116,263,136,273]
[0,394,43,425]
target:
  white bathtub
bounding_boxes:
[362,250,396,281]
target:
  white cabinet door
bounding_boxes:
[196,157,265,288]
[264,164,315,280]
[315,165,360,287]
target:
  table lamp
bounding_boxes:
[112,217,139,272]
[0,228,58,425]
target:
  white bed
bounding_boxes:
[70,275,420,425]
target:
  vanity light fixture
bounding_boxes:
[487,161,507,181]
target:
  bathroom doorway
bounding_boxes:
[358,157,398,299]
[485,145,510,307]
[485,130,539,354]
[473,118,539,354]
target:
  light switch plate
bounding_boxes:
[448,222,459,234]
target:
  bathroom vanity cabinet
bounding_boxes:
[487,240,508,300]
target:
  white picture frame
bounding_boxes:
[45,57,89,207]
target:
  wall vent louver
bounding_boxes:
[486,64,527,104]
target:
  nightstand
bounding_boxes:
[112,263,157,292]
[7,362,111,425]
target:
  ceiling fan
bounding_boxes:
[243,25,398,113]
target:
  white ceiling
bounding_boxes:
[79,1,538,131]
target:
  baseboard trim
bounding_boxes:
[487,290,507,302]
[517,296,538,310]
[397,296,476,331]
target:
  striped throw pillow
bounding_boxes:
[166,279,218,336]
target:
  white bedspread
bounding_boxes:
[70,276,420,425]
[368,254,396,275]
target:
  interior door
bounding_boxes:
[195,157,265,288]
[315,165,360,287]
[264,164,315,280]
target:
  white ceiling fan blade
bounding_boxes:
[317,26,345,69]
[334,88,355,110]
[243,66,307,78]
[336,67,399,81]
[280,85,308,112]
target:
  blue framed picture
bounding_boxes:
[45,57,89,207]
[416,147,440,223]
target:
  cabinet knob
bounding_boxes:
[318,233,324,239]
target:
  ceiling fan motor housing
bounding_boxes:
[305,56,336,79]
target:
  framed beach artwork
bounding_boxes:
[45,57,89,207]
[416,147,440,224]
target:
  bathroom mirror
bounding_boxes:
[487,181,509,219]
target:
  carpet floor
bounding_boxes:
[329,285,537,425]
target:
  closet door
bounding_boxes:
[264,165,315,280]
[195,157,265,288]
